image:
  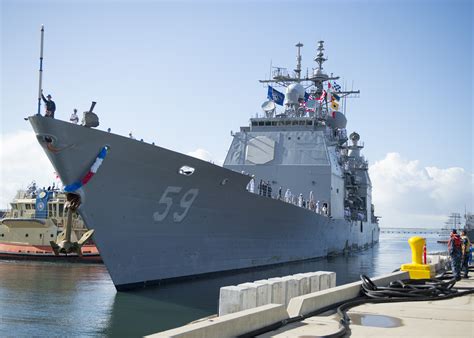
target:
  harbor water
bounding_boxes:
[0,229,447,337]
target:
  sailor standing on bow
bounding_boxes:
[70,109,79,124]
[41,91,56,118]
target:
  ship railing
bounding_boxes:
[246,177,331,217]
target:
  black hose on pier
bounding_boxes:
[327,274,474,338]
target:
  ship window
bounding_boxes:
[40,234,43,238]
[178,166,195,176]
[285,121,291,125]
[288,137,291,140]
[0,234,4,237]
[307,121,313,125]
[221,178,229,185]
[258,121,264,126]
[292,121,298,125]
[59,203,64,216]
[299,121,305,125]
[297,137,300,140]
[25,204,30,209]
[271,121,277,126]
[50,234,54,238]
[25,234,29,237]
[265,121,271,126]
[337,188,339,193]
[252,121,257,126]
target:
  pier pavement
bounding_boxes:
[259,275,474,337]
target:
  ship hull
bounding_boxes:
[30,116,379,290]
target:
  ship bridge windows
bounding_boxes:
[59,203,64,217]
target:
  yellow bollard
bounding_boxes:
[409,236,425,264]
[400,236,434,279]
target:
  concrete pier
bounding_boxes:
[260,275,474,337]
[149,255,472,338]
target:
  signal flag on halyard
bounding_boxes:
[332,92,341,102]
[317,90,326,103]
[267,86,285,105]
[333,82,341,91]
[330,101,339,111]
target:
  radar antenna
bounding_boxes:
[315,40,327,72]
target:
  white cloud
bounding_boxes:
[369,152,473,228]
[0,130,57,209]
[186,148,223,166]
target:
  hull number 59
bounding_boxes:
[153,186,199,223]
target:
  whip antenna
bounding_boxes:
[37,25,44,115]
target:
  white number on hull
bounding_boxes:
[153,186,199,223]
[173,188,199,222]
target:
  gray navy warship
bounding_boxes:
[29,41,380,290]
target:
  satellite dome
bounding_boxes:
[284,83,305,105]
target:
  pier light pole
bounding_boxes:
[37,25,44,116]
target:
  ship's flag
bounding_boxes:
[332,92,341,102]
[35,191,51,219]
[267,86,285,105]
[333,82,341,91]
[330,100,339,111]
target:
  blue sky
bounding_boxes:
[1,0,472,227]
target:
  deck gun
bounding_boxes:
[82,101,99,128]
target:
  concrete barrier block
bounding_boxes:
[218,286,242,316]
[305,272,321,293]
[326,271,336,288]
[241,282,271,307]
[287,271,409,318]
[314,272,329,290]
[293,274,311,295]
[266,278,286,305]
[235,283,257,311]
[150,304,289,338]
[281,276,300,305]
[427,255,440,265]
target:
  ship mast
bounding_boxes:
[294,42,303,81]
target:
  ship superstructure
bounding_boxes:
[29,42,380,290]
[224,41,376,225]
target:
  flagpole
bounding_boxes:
[37,25,44,116]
